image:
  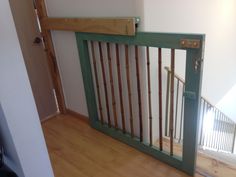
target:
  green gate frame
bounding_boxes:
[75,32,205,176]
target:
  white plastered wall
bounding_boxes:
[143,0,236,106]
[0,1,54,176]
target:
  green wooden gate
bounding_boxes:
[75,32,205,176]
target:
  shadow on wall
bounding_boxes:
[0,104,24,177]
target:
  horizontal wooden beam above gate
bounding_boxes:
[41,17,139,36]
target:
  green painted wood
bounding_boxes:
[77,32,204,49]
[75,31,205,176]
[75,35,99,123]
[182,44,205,175]
[91,121,182,167]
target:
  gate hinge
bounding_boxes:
[180,39,200,49]
[183,91,196,100]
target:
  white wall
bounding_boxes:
[217,84,236,122]
[143,0,236,105]
[45,0,144,116]
[0,1,54,177]
[0,104,24,177]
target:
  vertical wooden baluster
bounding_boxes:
[178,84,185,143]
[158,48,163,150]
[219,113,224,151]
[209,107,214,149]
[213,108,217,149]
[226,117,232,151]
[135,46,143,142]
[174,79,179,139]
[116,44,126,133]
[202,101,208,146]
[107,43,118,129]
[229,120,234,152]
[169,49,175,156]
[91,41,104,124]
[125,45,134,137]
[215,110,221,151]
[98,42,111,127]
[199,99,205,146]
[147,47,152,146]
[199,97,205,146]
[227,119,232,151]
[214,109,218,149]
[222,116,227,151]
[231,124,236,153]
[215,110,220,150]
[218,112,222,150]
[165,70,170,136]
[205,104,210,147]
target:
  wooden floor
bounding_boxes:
[42,114,236,177]
[155,138,236,177]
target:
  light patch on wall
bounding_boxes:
[220,0,235,20]
[216,84,236,122]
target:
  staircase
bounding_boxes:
[164,67,236,154]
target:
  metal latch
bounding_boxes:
[184,91,196,100]
[194,58,203,72]
[180,39,200,49]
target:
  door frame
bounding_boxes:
[35,0,66,114]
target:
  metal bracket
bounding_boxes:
[193,58,203,72]
[180,39,200,49]
[184,91,196,100]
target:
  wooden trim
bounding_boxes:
[41,17,137,36]
[66,109,89,124]
[41,111,60,123]
[35,0,66,114]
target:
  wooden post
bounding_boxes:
[91,41,104,124]
[35,0,66,114]
[116,44,126,133]
[98,42,111,127]
[146,47,153,146]
[135,46,143,142]
[107,43,118,128]
[125,45,134,137]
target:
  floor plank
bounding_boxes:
[42,114,205,177]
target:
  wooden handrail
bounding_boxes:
[164,66,233,122]
[164,66,185,84]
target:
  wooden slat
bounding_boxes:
[107,43,118,128]
[115,44,126,133]
[135,46,143,142]
[91,41,104,124]
[35,0,66,114]
[41,17,137,36]
[125,45,134,137]
[158,48,163,150]
[98,42,111,127]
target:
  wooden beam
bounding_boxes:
[35,0,67,114]
[41,17,137,36]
